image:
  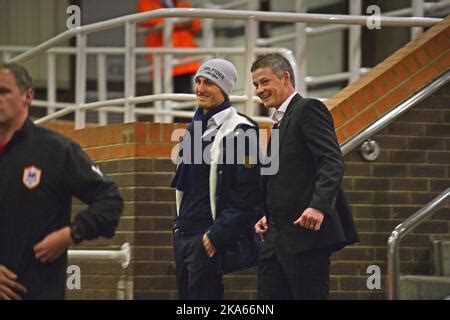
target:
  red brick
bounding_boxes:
[412,47,432,67]
[343,107,377,138]
[403,54,421,73]
[331,107,345,128]
[340,100,357,119]
[161,123,176,143]
[391,62,411,83]
[371,75,390,97]
[374,84,410,116]
[436,51,450,70]
[134,122,147,143]
[136,143,173,158]
[148,123,162,142]
[425,34,448,57]
[403,62,443,94]
[336,129,347,144]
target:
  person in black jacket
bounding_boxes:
[252,53,358,300]
[0,63,123,300]
[171,59,261,299]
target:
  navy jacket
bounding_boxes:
[0,119,123,299]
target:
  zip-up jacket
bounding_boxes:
[175,108,261,253]
[0,119,123,299]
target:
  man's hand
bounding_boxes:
[33,226,74,263]
[293,208,324,231]
[255,216,268,241]
[202,233,216,258]
[0,265,27,300]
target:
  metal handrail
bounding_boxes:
[3,7,443,128]
[33,93,270,125]
[8,8,441,64]
[68,242,131,269]
[340,70,450,156]
[256,1,450,46]
[387,188,450,300]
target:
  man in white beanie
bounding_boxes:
[171,58,261,299]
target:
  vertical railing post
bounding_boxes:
[46,52,56,115]
[411,0,424,39]
[245,17,257,116]
[295,0,307,95]
[3,51,12,62]
[75,33,87,129]
[124,22,136,123]
[163,18,175,123]
[349,0,362,84]
[97,53,108,125]
[203,18,214,61]
[387,234,401,300]
[154,53,163,123]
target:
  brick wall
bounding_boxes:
[45,16,449,301]
[50,82,448,300]
[326,16,449,144]
[332,83,450,299]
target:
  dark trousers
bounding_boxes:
[257,248,331,300]
[173,230,224,300]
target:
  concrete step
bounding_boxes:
[399,275,450,300]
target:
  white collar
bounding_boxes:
[270,91,298,124]
[203,107,233,137]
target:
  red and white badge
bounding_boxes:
[22,165,42,189]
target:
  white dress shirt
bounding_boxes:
[270,91,298,125]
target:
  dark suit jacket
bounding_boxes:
[262,94,358,256]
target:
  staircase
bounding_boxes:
[400,238,450,299]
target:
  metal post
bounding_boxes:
[203,18,214,61]
[245,17,257,116]
[163,18,175,123]
[46,53,56,115]
[154,54,163,123]
[124,22,136,123]
[349,0,362,83]
[68,243,131,268]
[97,53,108,125]
[3,51,12,62]
[387,233,401,300]
[295,0,307,96]
[411,0,424,39]
[75,33,87,129]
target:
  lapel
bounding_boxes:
[277,93,301,153]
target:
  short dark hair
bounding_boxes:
[250,53,295,88]
[1,63,33,93]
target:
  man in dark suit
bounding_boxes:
[252,53,358,300]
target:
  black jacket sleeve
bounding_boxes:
[207,125,262,251]
[300,99,344,217]
[63,141,123,241]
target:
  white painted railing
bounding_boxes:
[1,6,443,129]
